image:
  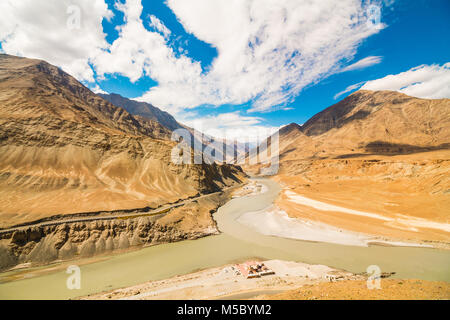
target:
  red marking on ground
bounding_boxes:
[235,260,259,277]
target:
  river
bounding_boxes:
[0,178,449,299]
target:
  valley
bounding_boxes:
[0,54,448,301]
[244,90,450,246]
[0,178,449,300]
[0,54,246,271]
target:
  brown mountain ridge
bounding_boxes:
[245,89,450,245]
[0,54,245,229]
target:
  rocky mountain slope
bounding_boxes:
[0,190,232,271]
[263,90,449,162]
[101,92,248,163]
[245,90,450,244]
[0,54,245,229]
[99,93,182,132]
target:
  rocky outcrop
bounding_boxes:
[249,90,449,165]
[99,93,182,132]
[0,191,230,271]
[0,54,246,228]
[244,90,449,243]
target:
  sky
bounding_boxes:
[1,0,449,142]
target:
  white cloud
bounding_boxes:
[0,0,387,115]
[334,82,365,99]
[0,0,112,82]
[92,0,203,89]
[361,63,450,99]
[90,84,108,95]
[180,111,280,143]
[67,0,381,113]
[148,15,171,39]
[341,56,382,72]
[143,0,383,113]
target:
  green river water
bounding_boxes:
[0,178,449,299]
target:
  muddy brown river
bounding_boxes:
[0,178,449,299]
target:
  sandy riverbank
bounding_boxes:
[270,153,450,246]
[232,178,446,247]
[272,176,450,249]
[80,258,450,300]
[255,279,450,300]
[237,204,441,247]
[3,178,449,299]
[79,259,357,300]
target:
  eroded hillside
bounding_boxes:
[0,54,245,228]
[245,90,450,244]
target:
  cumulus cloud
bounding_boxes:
[0,0,387,116]
[92,0,203,90]
[341,56,382,72]
[361,63,450,99]
[141,0,383,112]
[44,0,379,113]
[0,0,112,82]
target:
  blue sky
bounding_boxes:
[98,0,450,125]
[274,0,450,124]
[1,0,449,140]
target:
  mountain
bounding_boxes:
[99,93,181,132]
[0,54,245,229]
[100,93,248,163]
[255,90,449,163]
[245,90,450,244]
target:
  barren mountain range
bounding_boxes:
[100,92,249,164]
[0,52,449,271]
[246,90,450,244]
[0,54,248,270]
[0,54,245,228]
[99,93,183,132]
